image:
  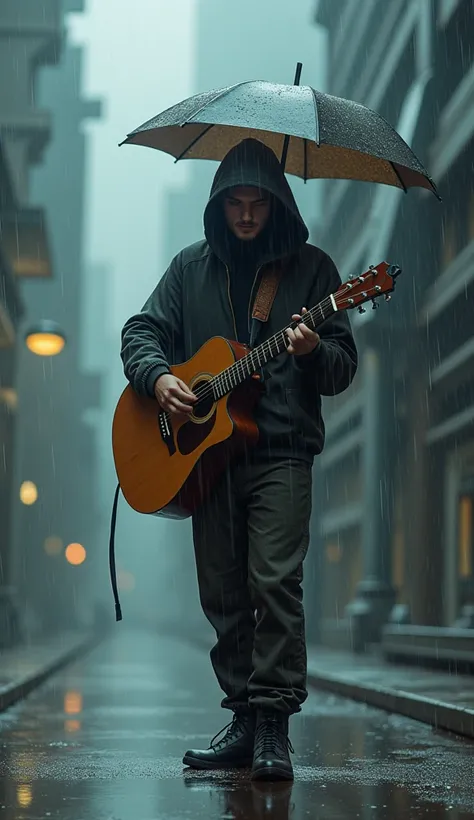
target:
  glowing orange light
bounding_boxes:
[17,785,33,808]
[64,719,81,733]
[26,331,65,356]
[65,542,86,566]
[64,690,82,715]
[20,481,38,505]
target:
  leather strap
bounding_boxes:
[251,262,284,323]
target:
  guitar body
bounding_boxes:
[113,261,400,520]
[112,336,262,519]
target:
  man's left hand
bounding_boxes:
[286,307,321,356]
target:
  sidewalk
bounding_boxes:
[0,629,104,713]
[306,645,474,741]
[169,625,474,741]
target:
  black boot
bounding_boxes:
[183,711,255,770]
[251,711,294,781]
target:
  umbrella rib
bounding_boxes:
[309,88,321,145]
[184,80,255,125]
[390,161,408,193]
[174,124,215,162]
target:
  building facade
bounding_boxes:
[0,0,62,645]
[313,0,474,662]
[0,0,104,643]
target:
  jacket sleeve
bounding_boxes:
[120,252,183,397]
[292,252,358,395]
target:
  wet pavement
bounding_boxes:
[0,629,474,819]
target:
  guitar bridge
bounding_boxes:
[158,411,176,456]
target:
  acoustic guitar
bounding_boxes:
[112,261,400,519]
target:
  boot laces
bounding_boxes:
[209,714,248,751]
[254,716,294,757]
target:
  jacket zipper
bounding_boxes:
[225,264,239,341]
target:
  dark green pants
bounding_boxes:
[191,456,313,715]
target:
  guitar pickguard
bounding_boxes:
[177,411,217,456]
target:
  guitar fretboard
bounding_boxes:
[210,294,335,400]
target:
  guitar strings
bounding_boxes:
[160,271,381,422]
[191,294,334,406]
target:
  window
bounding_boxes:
[457,484,474,616]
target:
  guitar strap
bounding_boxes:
[249,259,286,362]
[251,261,284,323]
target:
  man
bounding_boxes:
[120,138,357,781]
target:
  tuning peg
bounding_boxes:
[371,299,378,310]
[358,306,366,314]
[384,294,392,302]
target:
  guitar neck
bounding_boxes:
[211,294,336,400]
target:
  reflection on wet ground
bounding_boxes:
[0,629,473,819]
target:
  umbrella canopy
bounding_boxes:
[120,80,438,197]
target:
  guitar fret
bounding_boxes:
[208,295,336,402]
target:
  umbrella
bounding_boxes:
[120,63,438,198]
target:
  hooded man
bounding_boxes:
[120,138,358,781]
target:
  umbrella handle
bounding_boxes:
[280,63,303,171]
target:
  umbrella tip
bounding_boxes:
[294,63,303,86]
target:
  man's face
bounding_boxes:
[223,186,271,241]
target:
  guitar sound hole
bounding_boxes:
[193,380,215,420]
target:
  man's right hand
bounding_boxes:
[153,373,197,415]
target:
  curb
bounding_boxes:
[306,669,474,741]
[0,631,105,714]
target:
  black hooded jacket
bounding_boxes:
[120,139,358,462]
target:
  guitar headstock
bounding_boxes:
[335,262,401,314]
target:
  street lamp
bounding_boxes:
[19,480,38,505]
[24,320,66,357]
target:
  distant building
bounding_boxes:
[0,0,104,642]
[313,0,474,663]
[0,0,63,645]
[159,0,326,636]
[162,0,325,265]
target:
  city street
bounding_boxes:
[0,630,473,819]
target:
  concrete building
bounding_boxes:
[11,27,103,635]
[0,0,104,642]
[313,0,474,663]
[0,0,63,645]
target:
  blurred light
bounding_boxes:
[64,690,82,715]
[44,535,63,556]
[118,570,136,592]
[17,785,33,808]
[0,387,18,411]
[25,320,66,356]
[65,542,86,566]
[20,481,38,506]
[326,542,342,563]
[64,719,81,733]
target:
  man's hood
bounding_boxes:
[203,138,309,265]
